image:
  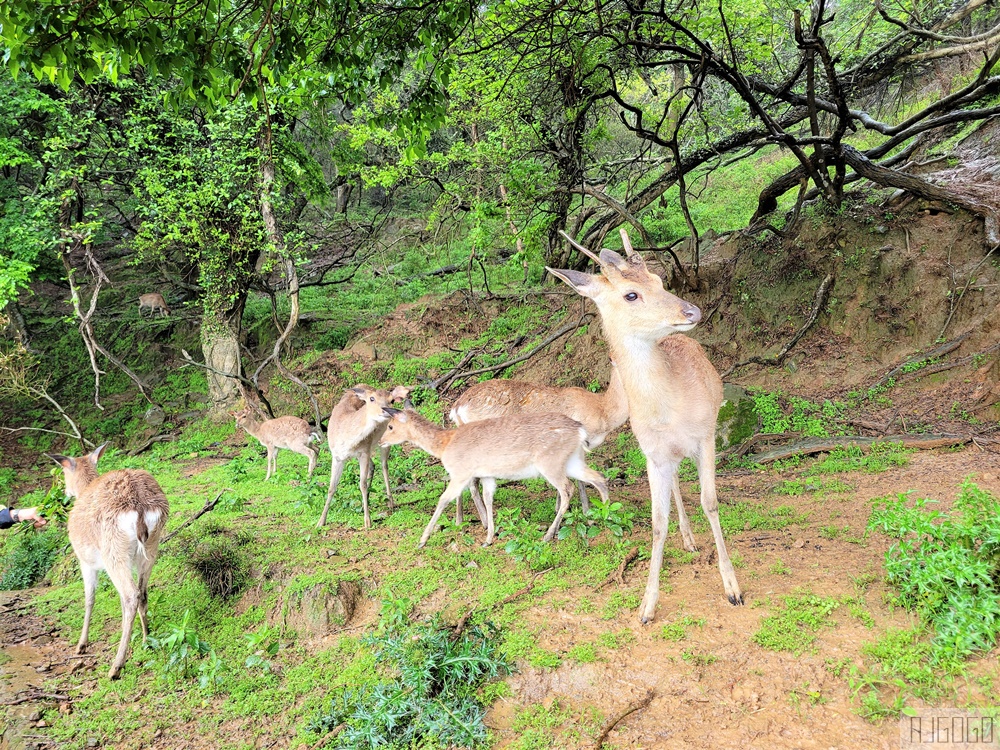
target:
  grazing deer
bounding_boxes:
[548,229,743,622]
[138,293,171,318]
[449,365,629,515]
[46,444,169,680]
[232,407,319,481]
[319,384,415,529]
[379,408,609,547]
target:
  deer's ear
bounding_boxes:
[389,385,412,401]
[599,249,628,269]
[546,267,600,298]
[46,454,73,469]
[382,407,403,418]
[89,443,108,464]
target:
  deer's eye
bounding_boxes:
[369,396,375,402]
[388,425,394,430]
[624,292,639,302]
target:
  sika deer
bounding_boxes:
[46,444,169,680]
[379,408,609,547]
[319,384,414,529]
[138,293,171,318]
[233,407,319,481]
[449,365,628,514]
[548,229,743,622]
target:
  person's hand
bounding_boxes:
[16,508,47,529]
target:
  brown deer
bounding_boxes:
[449,365,629,515]
[379,408,609,547]
[46,444,169,680]
[138,293,171,318]
[232,407,319,481]
[319,384,415,529]
[548,229,743,622]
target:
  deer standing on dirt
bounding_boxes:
[233,407,319,481]
[46,444,169,680]
[138,293,171,318]
[319,385,413,529]
[449,365,628,517]
[379,408,609,547]
[548,229,743,622]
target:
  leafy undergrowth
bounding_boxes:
[869,479,1000,661]
[307,617,511,748]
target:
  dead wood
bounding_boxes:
[1,690,70,706]
[872,333,970,388]
[749,434,974,464]
[128,434,177,456]
[310,724,345,750]
[428,349,478,392]
[453,570,550,637]
[597,546,640,589]
[722,275,833,378]
[591,690,656,749]
[162,489,230,543]
[445,314,594,386]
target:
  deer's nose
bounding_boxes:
[682,301,702,324]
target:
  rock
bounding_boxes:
[716,384,756,450]
[162,401,182,411]
[143,405,166,427]
[274,579,363,636]
[86,738,100,748]
[176,411,202,421]
[465,561,479,569]
[186,392,210,405]
[348,341,376,360]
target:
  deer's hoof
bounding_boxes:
[728,593,745,606]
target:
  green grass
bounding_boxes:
[752,592,842,655]
[658,614,706,642]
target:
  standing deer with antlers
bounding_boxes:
[548,229,743,622]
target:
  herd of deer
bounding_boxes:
[43,231,743,680]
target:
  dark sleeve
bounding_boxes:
[0,508,13,529]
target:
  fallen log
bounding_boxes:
[749,434,974,464]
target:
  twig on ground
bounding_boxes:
[872,333,970,388]
[162,489,230,543]
[722,274,833,378]
[453,569,551,637]
[428,349,478,392]
[749,433,978,464]
[598,547,640,589]
[128,434,177,456]
[310,724,345,750]
[446,314,594,386]
[592,690,656,748]
[1,690,70,706]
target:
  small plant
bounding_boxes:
[768,559,791,575]
[566,642,597,663]
[307,618,511,748]
[148,610,214,680]
[244,626,280,673]
[557,497,634,542]
[498,509,555,571]
[868,480,1000,661]
[753,593,841,655]
[681,649,718,666]
[658,614,706,641]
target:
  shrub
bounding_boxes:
[308,618,512,748]
[868,480,1000,662]
[0,527,65,590]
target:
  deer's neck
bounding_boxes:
[402,418,453,458]
[606,332,683,428]
[598,366,630,432]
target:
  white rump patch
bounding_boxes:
[116,511,139,537]
[144,509,162,532]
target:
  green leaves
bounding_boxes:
[868,480,1000,662]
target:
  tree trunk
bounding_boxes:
[201,315,243,409]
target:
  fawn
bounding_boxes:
[379,408,609,547]
[233,407,319,481]
[449,364,628,515]
[549,229,743,621]
[138,293,171,318]
[47,444,169,680]
[319,384,413,529]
